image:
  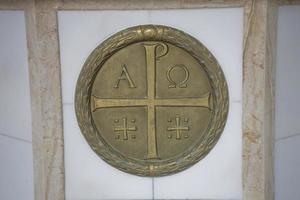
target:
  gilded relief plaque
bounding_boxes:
[75,25,229,176]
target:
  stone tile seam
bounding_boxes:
[153,198,240,200]
[63,102,74,105]
[67,199,240,200]
[0,132,32,143]
[152,177,154,200]
[67,199,153,200]
[276,132,300,142]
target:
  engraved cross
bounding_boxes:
[167,116,189,139]
[114,117,137,140]
[92,42,212,160]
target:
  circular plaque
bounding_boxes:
[75,25,229,176]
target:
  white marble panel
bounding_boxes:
[59,11,153,200]
[0,135,34,200]
[63,104,153,200]
[150,8,243,102]
[275,135,300,200]
[0,11,32,141]
[154,102,242,200]
[150,8,243,199]
[276,6,300,140]
[59,9,243,199]
[58,10,151,104]
[275,6,300,200]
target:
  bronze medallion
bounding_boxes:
[75,25,229,176]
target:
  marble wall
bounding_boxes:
[0,11,34,200]
[58,8,243,200]
[275,5,300,200]
[2,4,300,200]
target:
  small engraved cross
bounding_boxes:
[167,116,189,139]
[114,117,137,140]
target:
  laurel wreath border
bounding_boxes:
[75,25,229,176]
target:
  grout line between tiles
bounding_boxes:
[68,199,153,200]
[0,132,32,143]
[276,132,300,142]
[152,177,154,200]
[231,99,241,103]
[148,10,152,24]
[163,199,239,200]
[63,102,74,105]
[142,199,240,200]
[67,197,240,200]
[69,195,233,200]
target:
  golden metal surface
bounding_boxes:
[75,25,229,176]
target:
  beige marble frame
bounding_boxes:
[1,0,299,199]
